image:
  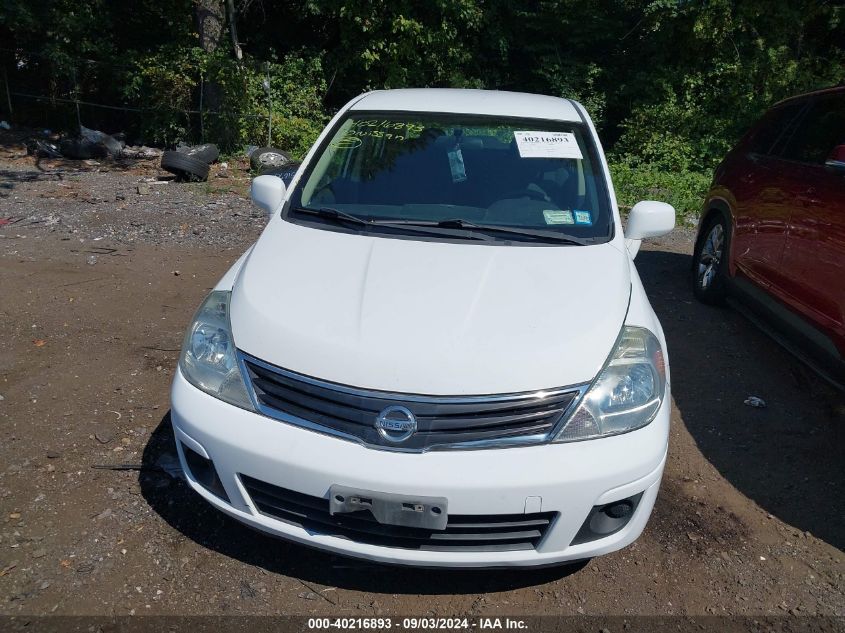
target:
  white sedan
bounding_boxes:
[170,88,675,567]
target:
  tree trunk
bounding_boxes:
[194,0,226,112]
[225,0,243,60]
[195,0,225,54]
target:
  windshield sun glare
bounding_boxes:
[288,113,612,244]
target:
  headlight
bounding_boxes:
[554,326,666,442]
[179,290,255,411]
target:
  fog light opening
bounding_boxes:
[571,493,643,546]
[182,443,229,502]
[605,500,634,519]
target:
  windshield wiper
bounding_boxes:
[429,218,588,245]
[290,206,493,241]
[290,205,370,226]
[292,208,586,244]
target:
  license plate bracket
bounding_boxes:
[329,485,448,531]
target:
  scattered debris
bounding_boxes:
[27,139,62,158]
[94,429,114,444]
[33,339,46,347]
[743,396,767,408]
[91,462,161,471]
[120,146,162,160]
[86,255,98,265]
[59,126,124,160]
[0,121,10,130]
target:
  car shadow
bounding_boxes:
[636,247,845,551]
[139,413,587,595]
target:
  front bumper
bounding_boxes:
[170,368,669,568]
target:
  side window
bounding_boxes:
[747,101,806,155]
[779,94,845,165]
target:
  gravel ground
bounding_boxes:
[0,141,843,622]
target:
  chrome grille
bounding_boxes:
[239,352,582,451]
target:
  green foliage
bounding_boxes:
[610,159,712,220]
[122,48,326,153]
[122,47,202,146]
[1,0,843,175]
[611,0,844,171]
[303,0,484,94]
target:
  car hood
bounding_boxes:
[231,220,631,395]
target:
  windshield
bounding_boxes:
[287,112,613,244]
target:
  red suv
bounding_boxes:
[692,86,845,384]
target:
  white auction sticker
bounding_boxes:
[514,131,583,159]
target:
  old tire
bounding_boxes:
[176,143,219,164]
[161,151,210,182]
[692,213,729,305]
[250,147,291,171]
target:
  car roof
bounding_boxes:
[772,84,844,108]
[350,89,583,123]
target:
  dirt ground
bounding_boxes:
[0,143,843,621]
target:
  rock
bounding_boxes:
[743,396,766,408]
[46,451,60,459]
[31,548,47,559]
[298,591,319,600]
[76,563,95,574]
[95,429,113,444]
[95,508,113,521]
[86,255,98,265]
[137,184,152,195]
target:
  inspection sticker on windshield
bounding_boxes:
[543,210,574,225]
[574,210,593,225]
[514,131,582,159]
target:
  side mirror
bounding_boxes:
[625,201,675,258]
[626,200,676,240]
[825,145,845,170]
[251,175,286,216]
